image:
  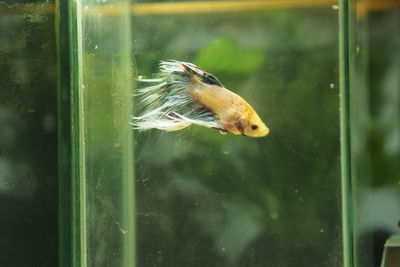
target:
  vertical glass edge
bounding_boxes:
[121,3,136,266]
[73,1,87,266]
[57,0,85,266]
[56,0,72,266]
[339,0,355,266]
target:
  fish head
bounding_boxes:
[239,112,269,138]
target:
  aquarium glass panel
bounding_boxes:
[64,0,135,266]
[0,1,58,266]
[132,1,343,266]
[349,1,400,267]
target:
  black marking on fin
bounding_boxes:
[202,74,224,87]
[182,63,195,74]
[180,62,223,87]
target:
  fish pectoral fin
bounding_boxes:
[164,123,191,131]
[212,127,226,132]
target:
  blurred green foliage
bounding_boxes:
[351,8,400,267]
[196,37,264,74]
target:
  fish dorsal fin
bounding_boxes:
[160,61,224,87]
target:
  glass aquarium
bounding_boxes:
[59,0,135,266]
[0,0,399,266]
[348,1,400,267]
[132,1,343,267]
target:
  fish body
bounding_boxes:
[132,61,269,137]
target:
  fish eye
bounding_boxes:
[251,125,258,130]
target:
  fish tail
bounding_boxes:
[132,61,222,132]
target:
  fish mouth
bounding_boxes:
[253,126,270,137]
[263,126,270,136]
[242,126,269,138]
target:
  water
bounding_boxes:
[132,2,342,267]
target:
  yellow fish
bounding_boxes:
[132,61,269,137]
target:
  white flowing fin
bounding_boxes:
[132,60,223,132]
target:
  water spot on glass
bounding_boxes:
[24,13,46,24]
[115,221,128,234]
[94,45,98,50]
[320,229,324,233]
[156,255,163,263]
[221,247,226,252]
[329,83,335,89]
[43,114,55,132]
[221,142,232,154]
[41,43,49,50]
[331,5,339,10]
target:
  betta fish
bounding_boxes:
[132,60,269,137]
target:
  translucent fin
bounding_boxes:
[132,61,222,132]
[136,77,165,83]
